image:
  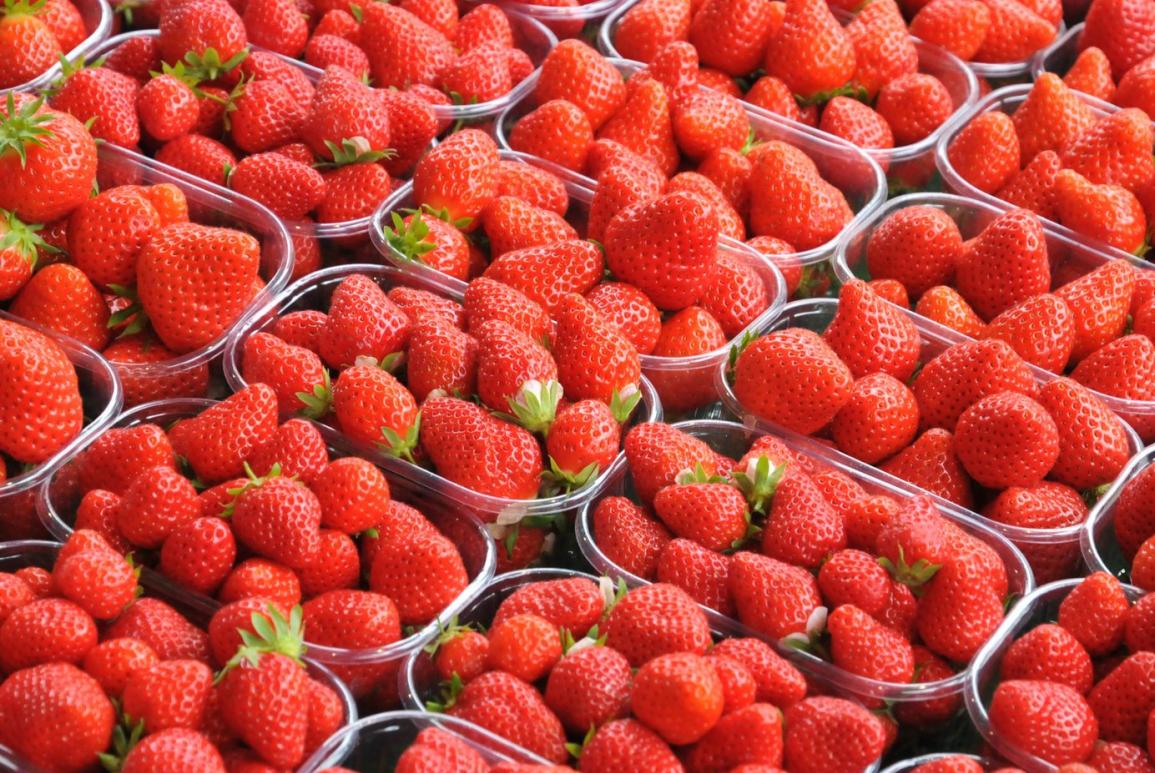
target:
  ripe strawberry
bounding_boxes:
[545,398,624,488]
[544,645,631,734]
[1071,333,1155,401]
[405,317,478,403]
[229,153,325,221]
[946,111,1021,195]
[387,286,464,329]
[552,293,641,404]
[492,159,568,215]
[0,663,114,771]
[1081,0,1155,79]
[454,3,511,50]
[979,293,1075,373]
[82,637,158,698]
[631,652,724,745]
[449,671,568,763]
[831,373,919,464]
[484,613,563,684]
[369,529,468,625]
[411,129,499,227]
[240,332,331,420]
[1053,169,1148,253]
[866,206,963,298]
[972,0,1055,62]
[654,538,733,616]
[612,0,692,63]
[953,391,1060,488]
[228,472,323,570]
[0,596,97,672]
[1011,74,1096,165]
[52,537,136,620]
[1062,108,1155,192]
[463,277,551,342]
[592,496,671,579]
[829,603,915,684]
[819,97,894,155]
[915,555,1005,662]
[983,481,1086,581]
[122,658,213,733]
[483,239,601,313]
[990,680,1098,765]
[1064,46,1118,102]
[155,134,236,187]
[759,470,845,569]
[1088,650,1155,745]
[508,100,592,172]
[915,285,986,338]
[492,576,604,638]
[763,0,855,99]
[749,141,853,250]
[299,589,400,697]
[729,551,823,641]
[845,0,918,100]
[420,396,543,498]
[732,328,854,435]
[168,384,279,484]
[67,185,161,289]
[121,728,226,772]
[1056,260,1137,363]
[685,0,775,75]
[954,208,1050,321]
[597,77,679,177]
[783,697,887,773]
[1036,377,1131,488]
[49,65,141,148]
[0,0,61,88]
[357,2,454,89]
[158,0,246,64]
[998,149,1063,218]
[10,263,109,351]
[112,463,199,549]
[315,161,393,224]
[624,422,721,505]
[910,0,991,60]
[1001,623,1094,693]
[318,273,411,369]
[218,647,309,769]
[1059,571,1130,657]
[604,582,711,666]
[824,280,921,381]
[159,516,237,595]
[534,40,627,130]
[104,598,209,663]
[652,482,749,553]
[430,624,489,684]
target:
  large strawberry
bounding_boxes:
[0,318,82,464]
[1010,73,1096,163]
[532,39,626,131]
[946,111,1021,195]
[729,551,823,642]
[412,128,498,227]
[1061,108,1155,193]
[954,208,1051,321]
[988,680,1097,765]
[912,338,1037,431]
[748,141,853,251]
[1081,0,1155,79]
[1055,260,1136,363]
[448,671,568,763]
[824,280,920,381]
[980,293,1075,373]
[167,384,279,484]
[953,391,1061,488]
[763,0,856,99]
[318,273,411,370]
[357,2,454,89]
[330,364,419,458]
[552,293,641,405]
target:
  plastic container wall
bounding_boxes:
[36,398,497,689]
[715,297,1142,582]
[1029,23,1084,83]
[0,311,122,542]
[3,0,113,95]
[577,418,1034,706]
[832,191,1155,442]
[883,754,993,773]
[1081,444,1155,579]
[965,578,1145,772]
[372,149,792,414]
[597,0,978,186]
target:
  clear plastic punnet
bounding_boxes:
[832,191,1155,442]
[372,148,791,413]
[36,397,497,691]
[935,83,1145,268]
[965,578,1146,772]
[1029,22,1085,83]
[882,753,994,773]
[0,539,357,771]
[0,310,122,540]
[298,710,561,771]
[715,297,1142,583]
[468,0,630,40]
[2,0,113,95]
[597,0,978,186]
[1081,444,1155,580]
[88,142,292,406]
[576,418,1034,709]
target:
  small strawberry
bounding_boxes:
[914,285,986,337]
[168,384,279,484]
[910,0,991,60]
[831,372,919,464]
[1053,169,1148,253]
[998,149,1063,218]
[533,39,627,130]
[596,77,679,177]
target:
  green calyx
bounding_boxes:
[732,455,786,515]
[378,411,420,463]
[412,204,472,231]
[149,60,207,94]
[726,330,757,383]
[220,461,283,517]
[294,369,333,420]
[316,137,396,169]
[0,208,46,268]
[97,708,145,773]
[609,386,641,424]
[794,82,869,108]
[183,47,248,83]
[506,379,562,436]
[561,623,605,655]
[877,545,941,592]
[565,725,597,760]
[106,283,148,338]
[540,456,599,497]
[422,614,483,656]
[425,672,464,713]
[215,604,307,684]
[2,0,47,19]
[382,210,436,263]
[675,462,728,486]
[0,92,54,168]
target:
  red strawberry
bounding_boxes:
[10,263,109,351]
[369,528,468,625]
[155,134,237,187]
[1060,571,1130,657]
[533,40,627,130]
[1054,169,1148,252]
[159,516,237,595]
[819,97,894,155]
[463,277,551,342]
[748,141,853,250]
[1071,333,1155,401]
[1037,377,1131,489]
[412,129,499,227]
[218,647,309,769]
[728,551,823,641]
[653,482,750,552]
[122,658,212,734]
[115,465,200,549]
[82,637,158,698]
[763,0,856,99]
[545,398,624,488]
[359,2,454,89]
[53,535,136,620]
[783,697,887,773]
[910,0,992,60]
[1001,623,1094,693]
[687,0,777,76]
[865,206,962,298]
[1055,260,1136,363]
[946,111,1021,195]
[972,0,1055,62]
[597,78,679,177]
[592,496,670,579]
[604,582,711,666]
[552,293,641,404]
[448,671,568,763]
[484,613,563,684]
[301,590,399,697]
[846,0,918,100]
[624,422,720,504]
[955,209,1051,321]
[331,364,419,458]
[824,280,920,381]
[168,384,279,484]
[0,597,97,672]
[241,332,331,418]
[1012,73,1097,165]
[483,239,601,313]
[229,153,325,221]
[998,149,1063,218]
[631,652,724,745]
[831,372,919,464]
[829,603,915,684]
[915,286,986,338]
[612,0,692,63]
[0,3,62,89]
[915,555,1005,662]
[493,576,604,637]
[405,317,478,402]
[983,481,1086,582]
[508,100,593,172]
[229,472,323,570]
[979,293,1075,373]
[953,391,1060,488]
[544,645,631,734]
[989,680,1097,765]
[319,273,411,369]
[1062,108,1155,192]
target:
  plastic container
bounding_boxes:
[966,25,1066,85]
[935,83,1143,266]
[0,311,122,542]
[597,0,978,186]
[577,418,1035,707]
[1029,22,1085,83]
[1081,444,1155,580]
[221,263,662,540]
[372,149,793,413]
[36,398,497,691]
[298,710,560,771]
[0,539,357,769]
[88,142,292,407]
[2,0,113,96]
[965,578,1146,772]
[488,0,629,39]
[832,192,1155,442]
[715,297,1142,583]
[402,568,885,771]
[882,754,993,773]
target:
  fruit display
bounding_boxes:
[721,286,1139,583]
[835,194,1155,442]
[966,574,1155,770]
[403,568,894,771]
[222,264,661,561]
[578,419,1031,741]
[300,710,579,771]
[0,0,111,92]
[598,0,979,183]
[937,76,1155,262]
[38,389,498,706]
[0,537,355,771]
[494,39,886,294]
[372,143,793,412]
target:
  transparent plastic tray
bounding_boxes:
[597,0,978,184]
[935,83,1142,266]
[1029,22,1084,83]
[577,418,1035,706]
[0,310,122,535]
[966,22,1066,84]
[401,567,884,771]
[3,0,113,95]
[0,539,357,771]
[36,397,497,682]
[222,262,663,528]
[1081,444,1155,580]
[882,754,994,773]
[299,710,559,771]
[90,142,292,406]
[371,149,791,413]
[467,0,630,39]
[715,297,1142,581]
[832,191,1155,442]
[965,577,1145,772]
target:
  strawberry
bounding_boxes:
[624,422,721,504]
[454,3,510,50]
[1011,74,1096,165]
[229,153,325,221]
[980,293,1075,373]
[102,597,209,663]
[604,582,711,666]
[483,239,601,313]
[763,0,855,99]
[593,497,671,580]
[122,658,212,734]
[405,317,478,402]
[729,551,823,641]
[1081,0,1155,78]
[168,384,279,484]
[358,2,454,89]
[420,396,543,498]
[1037,377,1131,489]
[875,73,955,148]
[228,471,323,570]
[10,263,109,351]
[158,0,246,65]
[68,185,161,289]
[983,481,1086,581]
[484,613,562,684]
[0,663,114,771]
[241,332,331,419]
[1055,260,1137,363]
[492,160,568,215]
[946,111,1021,195]
[824,280,920,381]
[412,129,499,227]
[319,273,411,369]
[748,141,853,250]
[1062,108,1155,192]
[587,161,664,243]
[112,463,200,549]
[990,680,1097,765]
[998,149,1063,218]
[448,671,568,763]
[49,65,141,149]
[82,637,158,698]
[731,328,854,435]
[430,624,489,684]
[653,538,732,616]
[492,576,604,637]
[685,0,774,76]
[155,134,236,187]
[369,528,468,625]
[136,72,199,143]
[595,78,679,178]
[584,282,663,356]
[953,391,1060,488]
[1053,169,1148,253]
[1059,571,1130,657]
[915,554,1005,662]
[508,100,592,173]
[242,415,328,484]
[0,97,97,224]
[545,398,624,487]
[783,697,886,773]
[226,79,304,157]
[315,162,394,224]
[1001,623,1094,693]
[758,469,844,569]
[1064,46,1117,102]
[0,0,60,88]
[552,293,641,404]
[910,0,992,60]
[846,0,918,100]
[955,208,1050,321]
[159,516,237,594]
[866,206,963,298]
[300,589,399,697]
[463,277,551,342]
[817,548,891,615]
[631,653,724,745]
[330,365,418,459]
[831,373,919,464]
[652,482,749,552]
[914,285,986,337]
[829,603,915,684]
[671,89,749,162]
[53,538,136,620]
[972,0,1055,62]
[0,597,97,671]
[1088,651,1155,744]
[120,729,226,772]
[533,40,627,130]
[1071,333,1155,401]
[819,97,894,155]
[613,0,692,63]
[544,645,631,734]
[218,646,310,768]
